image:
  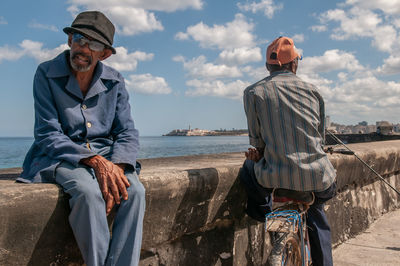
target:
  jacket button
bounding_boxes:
[87,122,92,128]
[82,104,87,110]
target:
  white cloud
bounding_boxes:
[175,13,256,50]
[104,47,153,71]
[237,0,283,19]
[299,49,363,74]
[241,65,267,81]
[173,55,243,79]
[345,0,400,15]
[107,7,163,35]
[318,5,399,53]
[0,16,7,25]
[19,40,68,63]
[185,79,250,99]
[291,34,305,43]
[320,7,381,40]
[377,55,400,75]
[310,25,327,32]
[393,19,400,29]
[67,0,204,36]
[0,40,68,64]
[125,73,172,95]
[69,0,203,13]
[28,20,58,32]
[217,47,262,65]
[0,46,24,63]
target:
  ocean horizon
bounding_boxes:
[0,136,250,169]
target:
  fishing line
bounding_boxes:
[326,130,400,196]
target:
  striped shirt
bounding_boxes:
[243,70,336,192]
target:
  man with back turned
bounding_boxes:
[19,11,145,266]
[240,36,337,266]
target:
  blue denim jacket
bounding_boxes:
[18,50,139,183]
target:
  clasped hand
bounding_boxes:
[81,155,130,215]
[245,147,263,162]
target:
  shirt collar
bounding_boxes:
[46,50,72,78]
[45,50,122,100]
[269,70,296,77]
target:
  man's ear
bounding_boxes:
[67,34,72,48]
[99,49,112,61]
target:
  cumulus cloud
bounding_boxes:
[0,16,7,25]
[28,20,58,32]
[317,4,399,53]
[0,46,24,63]
[0,40,68,63]
[125,73,172,95]
[68,0,203,36]
[104,47,153,71]
[185,79,250,99]
[19,40,68,62]
[377,55,400,75]
[175,13,256,50]
[107,7,163,35]
[344,0,400,15]
[237,0,283,19]
[173,55,243,79]
[299,49,363,74]
[217,47,262,65]
[69,0,203,13]
[291,34,305,43]
[310,25,327,32]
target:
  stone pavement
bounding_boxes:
[333,208,400,266]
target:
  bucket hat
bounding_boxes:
[63,11,116,54]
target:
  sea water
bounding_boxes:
[0,136,250,169]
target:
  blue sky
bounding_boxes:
[1,0,400,136]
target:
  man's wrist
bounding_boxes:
[116,163,126,171]
[80,155,104,168]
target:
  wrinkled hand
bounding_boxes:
[245,147,263,162]
[81,155,130,214]
[105,193,115,215]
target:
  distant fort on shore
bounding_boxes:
[164,126,248,136]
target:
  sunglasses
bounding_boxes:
[72,33,105,52]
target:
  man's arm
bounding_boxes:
[243,88,266,156]
[109,79,140,169]
[33,65,96,166]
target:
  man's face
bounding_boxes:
[68,33,108,72]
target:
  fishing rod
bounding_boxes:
[326,130,400,196]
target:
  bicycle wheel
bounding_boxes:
[267,232,302,266]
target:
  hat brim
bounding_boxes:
[63,27,116,54]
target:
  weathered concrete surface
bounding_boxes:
[333,208,400,266]
[1,141,400,265]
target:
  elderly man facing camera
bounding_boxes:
[19,11,145,266]
[240,36,337,266]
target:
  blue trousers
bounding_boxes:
[55,162,146,266]
[239,159,336,266]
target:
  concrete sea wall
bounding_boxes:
[1,140,400,265]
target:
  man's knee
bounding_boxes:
[126,173,146,201]
[56,163,104,206]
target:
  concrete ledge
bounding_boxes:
[1,141,400,265]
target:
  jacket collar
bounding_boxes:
[45,50,121,100]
